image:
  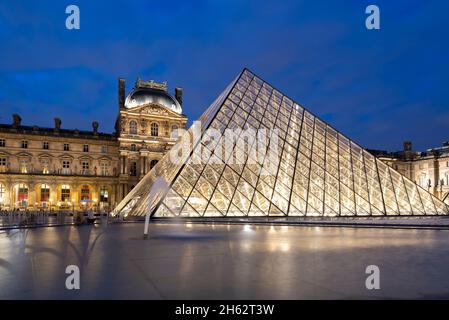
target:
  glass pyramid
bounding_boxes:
[113,68,449,218]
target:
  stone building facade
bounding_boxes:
[0,79,187,211]
[370,141,449,204]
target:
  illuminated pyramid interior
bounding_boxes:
[113,69,449,218]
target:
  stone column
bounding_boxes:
[124,157,129,175]
[110,184,116,208]
[140,156,146,176]
[28,182,37,209]
[9,184,15,208]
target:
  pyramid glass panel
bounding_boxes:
[113,68,449,218]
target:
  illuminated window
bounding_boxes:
[41,158,50,174]
[129,121,137,134]
[18,184,28,204]
[0,157,6,173]
[20,160,28,173]
[151,123,159,136]
[100,186,109,202]
[61,185,70,201]
[81,185,90,200]
[40,184,50,202]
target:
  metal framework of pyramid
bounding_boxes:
[113,68,449,218]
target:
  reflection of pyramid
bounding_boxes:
[114,69,449,218]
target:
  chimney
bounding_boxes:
[92,121,99,135]
[175,87,183,106]
[118,78,125,110]
[54,118,61,131]
[12,114,22,128]
[403,141,412,152]
[403,140,413,160]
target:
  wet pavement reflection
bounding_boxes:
[1,222,449,299]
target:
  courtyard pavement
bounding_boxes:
[1,222,449,299]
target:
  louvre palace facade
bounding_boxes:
[0,78,186,211]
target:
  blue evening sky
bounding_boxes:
[0,0,448,151]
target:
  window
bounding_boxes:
[171,125,179,138]
[83,144,89,152]
[419,174,427,188]
[150,159,158,170]
[43,141,49,150]
[81,185,90,200]
[40,184,50,202]
[129,121,137,135]
[446,173,449,186]
[64,143,70,151]
[100,162,108,176]
[21,140,28,148]
[62,161,71,174]
[0,183,5,203]
[20,159,28,173]
[101,146,108,154]
[41,158,50,174]
[130,144,137,152]
[0,139,6,147]
[130,161,137,176]
[18,184,28,204]
[81,161,89,175]
[151,122,159,136]
[61,185,70,201]
[100,186,109,202]
[0,158,6,173]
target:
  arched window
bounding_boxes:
[129,120,137,135]
[151,122,159,136]
[150,159,158,170]
[18,183,28,205]
[130,144,137,152]
[61,185,70,202]
[41,184,50,202]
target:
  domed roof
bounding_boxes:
[124,79,182,114]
